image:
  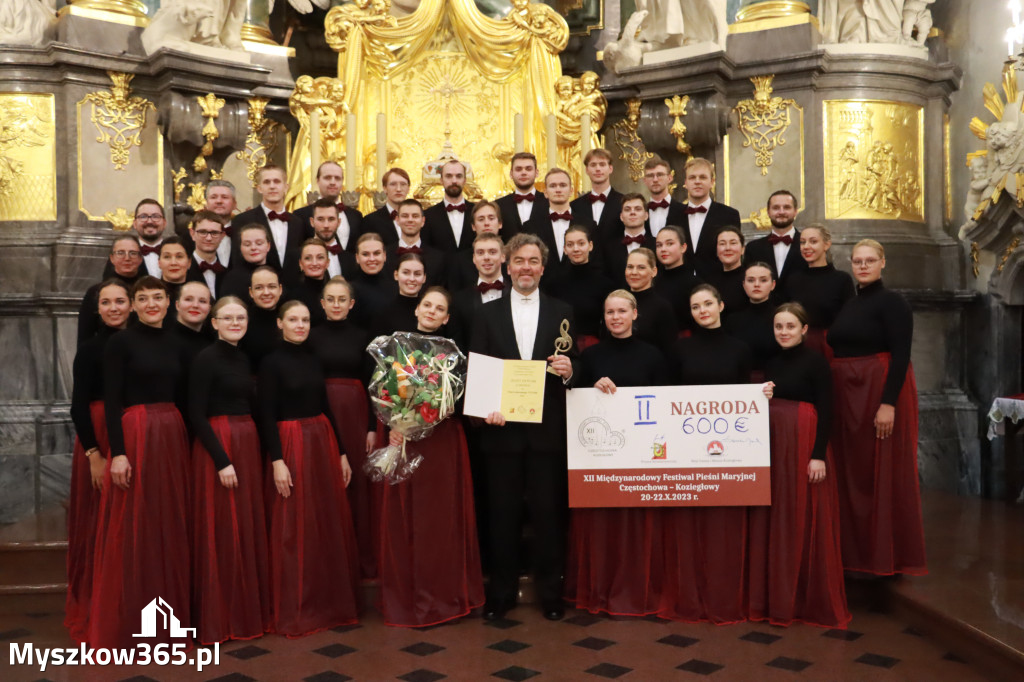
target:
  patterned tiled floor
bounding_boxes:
[2,598,991,681]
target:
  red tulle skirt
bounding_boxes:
[378,419,484,627]
[326,378,376,580]
[805,328,834,362]
[747,400,850,628]
[65,401,108,642]
[661,506,749,624]
[192,416,271,644]
[266,415,359,636]
[565,508,666,616]
[88,403,192,649]
[577,334,600,352]
[830,354,926,575]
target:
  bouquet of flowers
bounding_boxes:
[365,332,466,483]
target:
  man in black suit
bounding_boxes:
[569,148,622,242]
[423,159,475,253]
[449,232,508,347]
[495,152,548,239]
[448,200,508,292]
[132,198,167,279]
[231,165,307,286]
[523,168,580,284]
[471,232,578,623]
[361,167,410,247]
[643,157,687,237]
[293,161,363,242]
[204,180,238,266]
[680,157,742,282]
[600,192,655,289]
[185,210,228,299]
[743,189,807,293]
[308,198,358,279]
[384,199,448,288]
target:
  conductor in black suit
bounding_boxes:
[471,232,578,623]
[680,157,742,281]
[423,159,475,253]
[231,165,307,285]
[362,167,410,247]
[495,152,548,239]
[293,161,363,244]
[643,157,688,237]
[743,189,807,292]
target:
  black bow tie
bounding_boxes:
[198,260,226,274]
[622,234,645,247]
[648,199,670,210]
[768,233,793,246]
[514,193,535,203]
[550,211,572,221]
[685,205,707,215]
[396,246,422,256]
[477,280,504,294]
[326,243,343,255]
[445,203,466,213]
[267,210,291,221]
[588,193,607,203]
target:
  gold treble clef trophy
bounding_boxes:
[547,319,573,375]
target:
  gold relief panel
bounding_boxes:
[0,94,56,222]
[822,100,924,222]
[77,88,164,222]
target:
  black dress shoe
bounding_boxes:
[483,601,512,621]
[542,605,564,621]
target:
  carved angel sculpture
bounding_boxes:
[633,0,725,50]
[603,10,653,74]
[0,0,55,46]
[509,0,569,53]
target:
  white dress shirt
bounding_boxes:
[444,199,466,246]
[477,276,505,304]
[142,239,163,279]
[589,191,607,224]
[327,239,343,278]
[509,287,540,360]
[648,198,669,236]
[193,252,219,298]
[337,211,351,250]
[515,192,535,225]
[262,204,288,264]
[217,223,232,267]
[687,198,712,254]
[772,227,796,275]
[552,216,571,261]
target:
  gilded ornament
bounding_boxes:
[237,98,281,188]
[194,93,225,173]
[187,182,207,212]
[997,236,1021,273]
[822,100,924,222]
[611,98,653,182]
[665,94,692,157]
[171,167,187,203]
[748,207,772,231]
[983,82,1005,121]
[0,94,55,221]
[83,72,154,171]
[287,78,348,204]
[970,241,980,278]
[969,117,988,140]
[733,75,797,177]
[103,207,133,231]
[554,72,607,190]
[324,0,398,53]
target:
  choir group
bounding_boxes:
[65,150,927,650]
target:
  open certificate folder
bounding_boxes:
[463,352,547,423]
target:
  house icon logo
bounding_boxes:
[133,597,196,638]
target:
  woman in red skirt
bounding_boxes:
[564,290,668,616]
[784,224,854,360]
[307,276,378,580]
[66,278,130,641]
[752,302,850,628]
[189,296,271,644]
[378,287,484,627]
[259,300,360,636]
[90,276,192,649]
[827,239,926,576]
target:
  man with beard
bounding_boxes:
[294,161,363,243]
[642,157,687,238]
[132,198,167,278]
[424,159,475,253]
[307,198,357,279]
[743,189,807,293]
[495,152,548,239]
[363,167,411,247]
[385,199,448,288]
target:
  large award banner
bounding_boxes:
[566,385,771,508]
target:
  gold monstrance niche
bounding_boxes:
[285,0,606,211]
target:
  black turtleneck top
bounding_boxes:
[578,335,668,388]
[350,271,398,328]
[370,294,420,337]
[827,279,913,405]
[543,262,615,338]
[631,287,679,356]
[724,300,779,372]
[219,261,262,302]
[258,341,344,461]
[77,271,145,346]
[240,305,281,370]
[71,324,119,452]
[308,318,375,430]
[705,267,748,320]
[289,275,328,327]
[655,265,701,332]
[764,344,832,460]
[673,326,753,386]
[167,317,212,370]
[784,263,856,329]
[103,322,187,456]
[188,340,255,470]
